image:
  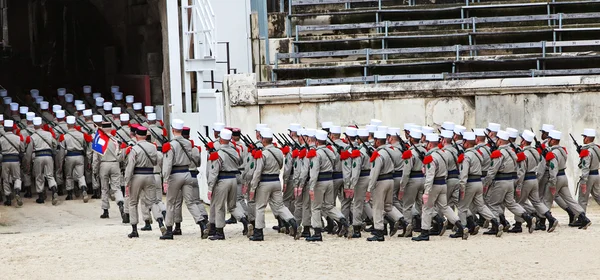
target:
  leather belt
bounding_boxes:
[590,170,599,175]
[260,174,279,182]
[218,171,239,180]
[495,172,514,181]
[360,170,370,177]
[393,171,403,178]
[35,149,53,157]
[2,154,19,162]
[134,167,154,175]
[66,150,84,157]
[409,171,424,178]
[447,169,459,179]
[332,172,343,179]
[433,176,446,185]
[170,165,189,175]
[481,171,487,177]
[317,172,333,182]
[467,175,481,183]
[557,169,566,176]
[377,173,393,181]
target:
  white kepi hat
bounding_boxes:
[66,116,76,125]
[521,130,535,143]
[582,128,596,137]
[463,132,476,141]
[497,130,510,141]
[548,130,562,140]
[425,133,439,142]
[220,129,232,140]
[33,117,42,126]
[507,128,519,139]
[487,123,501,132]
[316,130,328,141]
[541,124,554,133]
[172,119,184,130]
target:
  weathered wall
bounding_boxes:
[224,73,600,192]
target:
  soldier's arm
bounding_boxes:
[484,152,502,186]
[423,155,436,195]
[349,153,361,190]
[547,152,559,187]
[292,158,301,188]
[307,153,319,192]
[123,149,136,186]
[341,152,352,189]
[207,152,221,192]
[282,153,293,183]
[458,154,469,193]
[249,153,264,193]
[367,156,382,193]
[299,157,310,188]
[92,152,100,175]
[515,154,526,189]
[399,153,414,192]
[579,149,592,185]
[162,148,174,182]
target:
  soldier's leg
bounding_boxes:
[352,179,368,226]
[311,182,325,229]
[33,159,44,194]
[128,177,142,225]
[301,186,311,227]
[21,154,32,194]
[322,182,345,221]
[526,180,549,216]
[578,179,592,212]
[401,180,419,226]
[589,175,600,207]
[556,178,585,216]
[554,195,569,211]
[486,182,506,218]
[392,178,403,212]
[293,187,303,223]
[437,185,460,224]
[422,185,443,231]
[502,182,526,222]
[2,163,11,197]
[340,192,352,220]
[191,179,208,217]
[182,179,204,223]
[268,183,294,221]
[110,165,125,207]
[471,184,495,221]
[44,158,57,189]
[154,174,166,212]
[54,149,64,189]
[254,184,271,230]
[140,187,153,222]
[446,179,460,211]
[174,188,184,224]
[459,184,478,225]
[226,180,245,220]
[74,157,88,200]
[213,182,228,229]
[11,163,22,199]
[236,179,248,213]
[143,176,163,221]
[64,158,75,192]
[383,182,403,222]
[282,178,295,212]
[165,175,184,227]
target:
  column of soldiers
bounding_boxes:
[1,85,597,241]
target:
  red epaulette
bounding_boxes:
[369,150,380,163]
[563,147,568,154]
[326,145,334,152]
[341,138,348,144]
[120,142,127,149]
[490,150,502,159]
[162,127,167,136]
[457,153,465,164]
[350,149,361,158]
[545,152,555,161]
[59,134,65,142]
[74,125,81,132]
[580,149,590,158]
[26,136,31,144]
[306,149,317,159]
[423,155,433,165]
[207,142,215,150]
[111,130,116,136]
[19,135,23,142]
[437,143,443,149]
[162,143,171,153]
[402,150,412,160]
[292,149,299,158]
[281,146,290,155]
[84,134,93,143]
[536,147,542,155]
[340,150,351,160]
[209,151,219,161]
[299,148,307,159]
[253,150,263,159]
[516,152,526,162]
[125,147,132,155]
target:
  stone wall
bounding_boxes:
[224,73,600,192]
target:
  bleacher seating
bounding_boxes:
[265,0,600,87]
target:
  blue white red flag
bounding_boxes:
[91,130,110,155]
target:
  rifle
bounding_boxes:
[356,136,374,156]
[530,128,548,157]
[64,107,94,134]
[452,138,465,155]
[344,133,356,150]
[484,132,498,152]
[509,141,522,153]
[197,131,217,153]
[283,133,301,150]
[409,140,426,161]
[327,136,344,153]
[569,133,582,154]
[273,134,286,147]
[395,133,408,152]
[95,110,131,144]
[300,135,310,150]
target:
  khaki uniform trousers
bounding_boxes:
[518,178,549,217]
[578,174,600,212]
[351,176,370,226]
[64,155,86,191]
[33,155,57,193]
[128,174,162,225]
[487,180,526,219]
[311,180,344,229]
[422,183,460,230]
[210,177,246,228]
[2,161,21,195]
[372,178,403,230]
[99,162,124,210]
[401,177,424,227]
[255,181,294,229]
[283,177,295,214]
[165,172,204,227]
[546,175,584,216]
[458,181,495,225]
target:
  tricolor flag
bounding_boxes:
[91,130,110,155]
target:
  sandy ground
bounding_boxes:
[1,197,600,280]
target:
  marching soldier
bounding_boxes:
[545,130,592,229]
[132,103,146,124]
[365,130,408,241]
[440,129,460,214]
[206,128,249,240]
[412,133,469,241]
[348,127,370,238]
[398,128,426,237]
[294,129,313,238]
[304,130,349,242]
[578,128,600,212]
[20,112,35,198]
[181,127,209,227]
[387,127,405,215]
[483,130,536,234]
[160,119,207,240]
[241,123,268,234]
[248,128,299,241]
[473,128,492,227]
[330,125,352,226]
[281,124,300,226]
[124,126,166,238]
[457,132,502,237]
[60,116,93,202]
[1,120,25,207]
[94,122,126,220]
[29,117,59,205]
[227,128,249,224]
[513,130,558,233]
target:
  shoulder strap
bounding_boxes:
[220,147,241,166]
[66,131,86,152]
[433,150,448,171]
[1,135,20,153]
[467,150,483,167]
[265,148,283,169]
[136,143,157,166]
[34,131,53,149]
[174,139,194,163]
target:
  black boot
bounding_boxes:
[35,192,45,204]
[140,220,152,231]
[100,209,110,219]
[507,222,523,233]
[282,219,290,234]
[14,193,22,207]
[577,213,592,230]
[225,215,237,224]
[351,225,361,238]
[466,216,480,235]
[249,228,264,241]
[397,218,409,237]
[498,214,510,232]
[367,229,385,242]
[288,219,300,240]
[535,218,547,231]
[337,218,349,237]
[247,221,255,238]
[545,211,558,233]
[272,216,282,232]
[240,217,249,236]
[209,228,226,240]
[198,220,209,239]
[24,189,32,198]
[207,223,216,236]
[411,229,430,241]
[449,221,469,240]
[91,188,101,199]
[476,214,485,227]
[305,228,323,242]
[364,224,375,233]
[51,187,58,206]
[566,207,576,226]
[483,218,503,237]
[384,216,399,237]
[325,217,335,234]
[300,226,311,238]
[66,190,73,201]
[3,195,11,206]
[173,223,182,235]
[413,215,422,232]
[159,226,174,240]
[117,201,125,217]
[161,210,166,220]
[430,215,447,236]
[522,213,536,234]
[128,224,139,238]
[57,185,64,196]
[122,213,130,224]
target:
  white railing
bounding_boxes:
[182,0,217,61]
